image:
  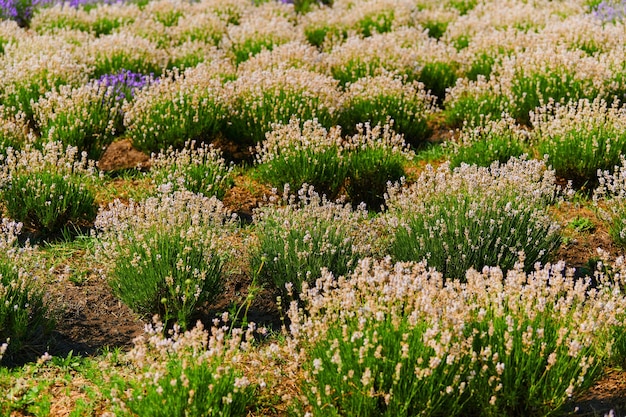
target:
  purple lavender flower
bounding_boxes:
[0,0,18,20]
[98,69,154,102]
[66,0,124,8]
[0,0,41,26]
[0,0,126,27]
[593,0,626,23]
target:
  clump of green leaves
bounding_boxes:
[343,122,412,210]
[224,68,340,145]
[0,220,51,364]
[444,77,509,128]
[1,171,97,234]
[293,258,607,416]
[96,191,234,330]
[108,226,224,330]
[449,116,529,169]
[337,74,437,146]
[251,185,368,298]
[532,98,626,187]
[113,319,255,416]
[385,158,562,279]
[34,81,122,160]
[150,141,234,199]
[254,118,347,200]
[594,157,626,248]
[124,63,229,154]
[510,68,598,125]
[0,142,99,235]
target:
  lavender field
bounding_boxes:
[2,0,626,415]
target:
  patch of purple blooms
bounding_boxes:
[593,0,626,22]
[0,0,50,26]
[0,0,124,26]
[98,70,154,102]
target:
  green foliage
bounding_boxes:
[418,61,460,105]
[356,10,394,37]
[292,0,333,14]
[150,142,234,200]
[3,79,64,123]
[1,171,97,234]
[92,54,162,80]
[470,304,601,416]
[109,227,224,330]
[609,323,626,369]
[302,315,470,416]
[390,192,560,278]
[449,119,529,169]
[224,69,339,145]
[386,160,561,279]
[0,259,50,364]
[232,38,277,65]
[125,67,226,154]
[533,99,626,186]
[450,136,526,169]
[452,34,470,51]
[337,76,435,146]
[465,302,601,416]
[31,11,129,36]
[304,24,345,48]
[297,259,602,417]
[444,90,508,128]
[112,320,255,417]
[422,19,448,39]
[448,0,478,15]
[345,145,406,210]
[608,212,626,248]
[510,69,597,125]
[251,188,362,297]
[255,145,346,200]
[466,52,498,81]
[567,216,595,233]
[122,357,253,417]
[330,57,382,87]
[34,82,122,160]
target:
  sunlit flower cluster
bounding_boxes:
[123,62,230,152]
[290,256,624,415]
[113,319,254,415]
[384,157,562,277]
[251,184,372,296]
[224,67,341,143]
[149,140,234,199]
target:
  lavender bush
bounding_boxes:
[97,69,152,103]
[385,158,562,279]
[592,0,626,23]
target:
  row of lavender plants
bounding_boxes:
[4,135,626,414]
[2,0,626,415]
[0,0,625,158]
